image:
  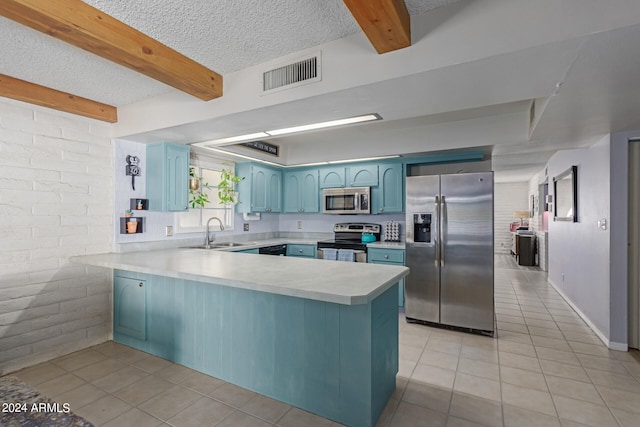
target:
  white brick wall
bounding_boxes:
[0,98,113,374]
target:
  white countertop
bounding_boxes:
[71,248,409,306]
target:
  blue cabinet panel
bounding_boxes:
[237,163,282,213]
[319,167,346,188]
[372,163,403,214]
[368,247,406,307]
[146,142,189,212]
[348,164,378,187]
[286,244,317,258]
[113,271,398,427]
[284,169,319,213]
[113,275,146,340]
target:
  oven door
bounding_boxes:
[317,248,367,262]
[322,187,370,214]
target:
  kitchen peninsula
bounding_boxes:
[72,249,408,427]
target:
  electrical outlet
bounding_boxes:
[244,223,249,232]
[165,226,173,237]
[297,221,302,230]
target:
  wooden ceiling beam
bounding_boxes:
[0,74,117,122]
[0,0,222,101]
[343,0,411,54]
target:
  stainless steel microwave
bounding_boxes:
[322,187,370,214]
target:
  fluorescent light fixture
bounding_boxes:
[266,114,381,136]
[203,147,283,167]
[327,155,400,164]
[288,155,400,168]
[194,132,270,146]
[190,114,382,147]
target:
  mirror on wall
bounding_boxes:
[553,165,578,222]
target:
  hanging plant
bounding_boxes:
[218,167,244,205]
[189,167,211,208]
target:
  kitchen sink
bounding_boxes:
[183,242,247,249]
[211,242,246,248]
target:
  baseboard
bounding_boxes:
[547,279,628,351]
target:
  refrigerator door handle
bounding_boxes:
[435,195,440,267]
[440,195,445,267]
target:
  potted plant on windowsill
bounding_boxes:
[218,167,244,206]
[189,167,210,209]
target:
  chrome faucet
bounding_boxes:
[204,217,225,248]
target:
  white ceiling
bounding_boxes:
[2,0,640,183]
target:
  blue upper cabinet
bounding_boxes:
[372,163,404,214]
[319,167,346,188]
[146,142,190,211]
[347,164,378,187]
[284,169,319,213]
[237,163,282,213]
[319,164,379,188]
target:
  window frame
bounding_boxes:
[175,157,236,234]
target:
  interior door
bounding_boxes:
[440,172,494,332]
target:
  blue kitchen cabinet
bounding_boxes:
[286,244,317,258]
[114,274,146,340]
[111,269,398,427]
[372,163,404,214]
[348,164,379,187]
[284,169,319,213]
[237,163,282,213]
[368,247,406,307]
[319,166,346,188]
[319,164,379,188]
[146,142,190,212]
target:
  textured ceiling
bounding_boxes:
[0,0,459,106]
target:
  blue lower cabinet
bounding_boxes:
[112,271,397,427]
[286,244,317,258]
[368,247,406,307]
[113,273,146,340]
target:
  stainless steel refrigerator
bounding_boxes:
[405,173,494,334]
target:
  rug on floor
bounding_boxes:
[0,375,94,427]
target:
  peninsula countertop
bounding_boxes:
[71,248,409,305]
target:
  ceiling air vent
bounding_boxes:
[262,52,321,94]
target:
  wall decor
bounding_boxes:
[125,155,140,190]
[553,165,578,222]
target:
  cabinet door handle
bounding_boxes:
[139,282,144,287]
[299,249,303,253]
[384,254,389,259]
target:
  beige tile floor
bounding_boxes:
[9,255,640,427]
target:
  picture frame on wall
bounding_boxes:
[531,194,536,217]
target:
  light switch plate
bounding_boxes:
[166,226,173,236]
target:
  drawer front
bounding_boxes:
[286,244,317,258]
[368,248,405,264]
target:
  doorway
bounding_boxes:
[629,140,640,349]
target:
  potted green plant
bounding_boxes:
[217,167,244,205]
[189,167,211,208]
[124,209,133,218]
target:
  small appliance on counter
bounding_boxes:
[383,221,401,242]
[317,223,381,263]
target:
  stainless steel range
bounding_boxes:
[317,223,381,263]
